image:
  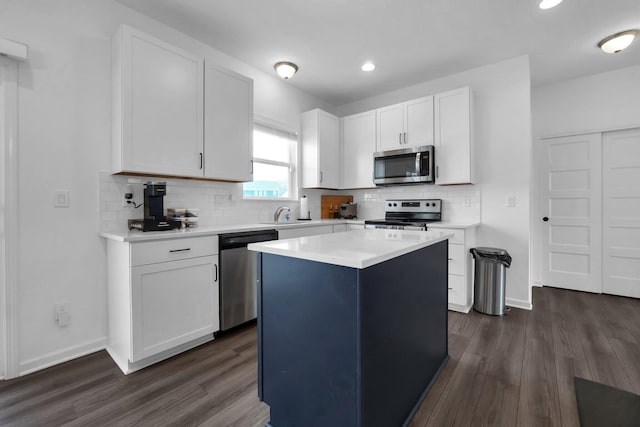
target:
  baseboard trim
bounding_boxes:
[19,337,107,376]
[506,297,532,311]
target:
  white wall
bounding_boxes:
[0,0,332,375]
[336,56,533,308]
[531,64,640,285]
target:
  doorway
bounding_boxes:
[0,56,19,379]
[540,128,640,298]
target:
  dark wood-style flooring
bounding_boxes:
[1,287,639,426]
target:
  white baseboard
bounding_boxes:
[19,337,107,376]
[506,297,532,310]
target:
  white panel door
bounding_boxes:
[342,110,375,189]
[376,103,403,151]
[603,128,640,298]
[204,64,253,182]
[404,96,434,148]
[122,27,204,177]
[434,87,472,185]
[131,255,218,362]
[541,133,602,293]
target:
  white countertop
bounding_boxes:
[248,229,453,269]
[99,219,363,242]
[428,222,480,229]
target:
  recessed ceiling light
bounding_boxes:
[274,61,298,79]
[538,0,563,9]
[597,30,638,54]
[361,62,375,72]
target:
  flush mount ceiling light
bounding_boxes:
[538,0,563,9]
[274,61,298,79]
[597,30,638,53]
[361,62,375,72]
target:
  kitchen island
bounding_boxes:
[248,229,451,427]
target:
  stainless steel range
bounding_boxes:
[364,199,442,230]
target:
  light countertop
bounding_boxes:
[428,222,480,229]
[248,229,452,269]
[99,219,364,242]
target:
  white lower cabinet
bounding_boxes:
[347,224,364,231]
[278,225,334,240]
[433,226,477,313]
[106,236,219,374]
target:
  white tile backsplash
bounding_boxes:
[99,171,481,231]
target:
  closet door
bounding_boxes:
[603,128,640,298]
[540,133,602,293]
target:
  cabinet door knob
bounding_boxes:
[543,217,549,222]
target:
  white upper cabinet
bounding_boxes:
[376,96,433,151]
[204,64,253,182]
[342,110,376,189]
[434,87,474,185]
[112,25,204,178]
[301,109,340,189]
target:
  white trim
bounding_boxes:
[19,337,107,376]
[506,297,532,311]
[539,123,640,140]
[0,56,19,379]
[0,38,28,62]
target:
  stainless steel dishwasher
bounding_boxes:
[219,229,278,331]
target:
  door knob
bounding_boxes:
[543,217,549,222]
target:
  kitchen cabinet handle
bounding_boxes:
[320,171,323,182]
[403,132,407,144]
[399,133,402,145]
[169,248,191,253]
[214,264,218,282]
[250,160,254,174]
[543,217,549,222]
[199,153,203,169]
[448,287,453,290]
[436,165,439,179]
[448,258,453,261]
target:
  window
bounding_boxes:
[243,122,298,199]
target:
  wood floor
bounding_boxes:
[1,287,639,426]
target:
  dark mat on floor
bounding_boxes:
[574,377,640,427]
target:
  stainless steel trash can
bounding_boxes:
[470,247,512,316]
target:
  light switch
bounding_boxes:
[506,195,516,207]
[54,190,70,208]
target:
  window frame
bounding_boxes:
[243,116,300,201]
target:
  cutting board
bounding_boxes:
[321,195,353,219]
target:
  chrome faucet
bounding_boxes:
[273,206,291,222]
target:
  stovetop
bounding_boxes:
[364,198,442,228]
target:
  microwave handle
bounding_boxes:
[416,153,421,174]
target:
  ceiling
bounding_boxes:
[116,0,640,106]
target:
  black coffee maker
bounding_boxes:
[128,182,181,232]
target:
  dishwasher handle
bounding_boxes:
[219,230,278,250]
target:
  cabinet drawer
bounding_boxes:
[131,237,218,266]
[448,274,466,306]
[448,243,465,276]
[434,227,464,244]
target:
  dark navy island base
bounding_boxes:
[256,240,449,427]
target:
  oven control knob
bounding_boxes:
[394,203,397,207]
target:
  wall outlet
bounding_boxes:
[506,195,516,207]
[123,184,134,208]
[54,190,70,208]
[54,302,71,327]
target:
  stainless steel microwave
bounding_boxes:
[373,145,434,185]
